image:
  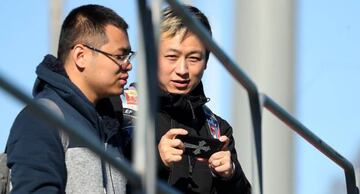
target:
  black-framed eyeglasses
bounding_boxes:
[82,44,135,65]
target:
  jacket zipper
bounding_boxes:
[98,114,108,194]
[186,100,196,180]
[187,99,196,120]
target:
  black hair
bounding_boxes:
[57,4,128,64]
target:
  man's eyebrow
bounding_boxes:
[117,47,132,53]
[187,50,204,56]
[165,48,181,53]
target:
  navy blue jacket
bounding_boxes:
[6,55,130,194]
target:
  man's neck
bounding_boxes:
[65,64,98,104]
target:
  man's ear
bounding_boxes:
[71,44,87,69]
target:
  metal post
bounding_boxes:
[134,0,160,193]
[232,0,296,193]
[49,0,63,55]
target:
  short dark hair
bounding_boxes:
[57,4,129,64]
[161,5,212,61]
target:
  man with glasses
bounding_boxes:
[6,4,134,194]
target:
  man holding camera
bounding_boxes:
[156,5,251,194]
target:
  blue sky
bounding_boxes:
[296,0,360,193]
[0,1,359,194]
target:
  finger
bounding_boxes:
[208,153,218,164]
[158,140,184,154]
[210,159,222,168]
[171,138,185,150]
[210,157,231,169]
[159,149,183,167]
[209,150,230,162]
[164,128,188,139]
[163,154,183,165]
[214,162,232,174]
[219,135,230,151]
[168,147,184,156]
[170,155,183,163]
[209,152,232,171]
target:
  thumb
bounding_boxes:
[219,135,230,151]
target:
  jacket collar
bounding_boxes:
[159,82,209,117]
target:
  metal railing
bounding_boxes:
[0,0,358,194]
[262,94,359,194]
[165,0,359,193]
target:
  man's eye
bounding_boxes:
[116,55,126,61]
[188,56,201,62]
[165,55,178,61]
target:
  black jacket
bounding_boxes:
[156,82,251,194]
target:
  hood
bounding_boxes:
[33,55,88,103]
[32,55,121,133]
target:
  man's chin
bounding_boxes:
[108,88,124,97]
[168,88,190,94]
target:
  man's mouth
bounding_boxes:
[172,80,190,88]
[119,74,128,86]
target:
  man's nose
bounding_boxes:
[175,58,188,75]
[121,61,132,71]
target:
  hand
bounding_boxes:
[158,128,188,167]
[208,136,234,179]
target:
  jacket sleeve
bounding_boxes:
[214,116,251,194]
[6,104,66,194]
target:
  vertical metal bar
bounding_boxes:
[248,92,263,194]
[135,0,159,193]
[233,0,296,193]
[345,169,359,194]
[49,0,62,55]
[151,0,161,46]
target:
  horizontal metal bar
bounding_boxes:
[262,94,359,194]
[0,72,180,194]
